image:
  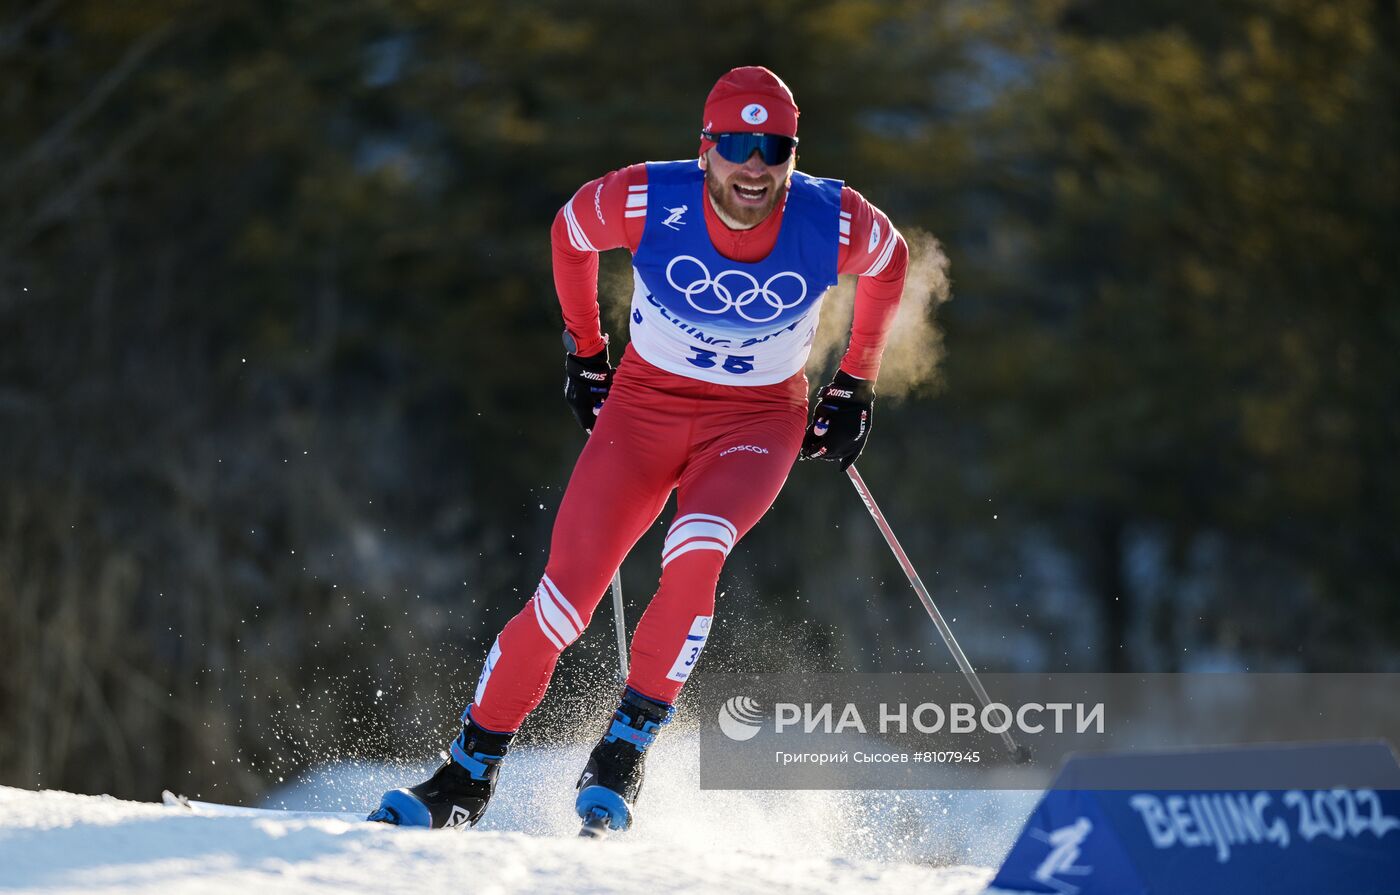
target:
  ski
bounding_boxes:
[161,790,367,823]
[574,784,631,839]
[168,789,621,839]
[577,807,615,839]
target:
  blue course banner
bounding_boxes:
[988,742,1400,895]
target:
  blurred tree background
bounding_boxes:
[1,0,1396,801]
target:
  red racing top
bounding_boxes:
[552,163,909,382]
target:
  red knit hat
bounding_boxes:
[699,66,799,156]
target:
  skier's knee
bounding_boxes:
[657,548,726,592]
[527,573,590,649]
[660,513,737,574]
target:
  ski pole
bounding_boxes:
[845,463,1031,764]
[610,568,628,683]
[579,415,630,683]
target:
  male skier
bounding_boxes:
[371,66,909,833]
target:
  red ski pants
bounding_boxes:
[468,345,808,732]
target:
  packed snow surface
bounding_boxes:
[0,739,1036,894]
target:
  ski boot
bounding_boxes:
[368,709,513,828]
[575,688,673,838]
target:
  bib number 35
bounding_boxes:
[686,348,755,375]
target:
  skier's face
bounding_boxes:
[701,147,794,229]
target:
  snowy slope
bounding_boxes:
[0,738,1035,894]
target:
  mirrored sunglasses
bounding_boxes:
[702,131,799,166]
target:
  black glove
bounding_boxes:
[563,347,613,434]
[801,370,875,469]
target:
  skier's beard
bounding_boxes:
[704,166,789,229]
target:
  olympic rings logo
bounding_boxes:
[664,254,808,324]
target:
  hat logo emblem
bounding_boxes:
[741,103,769,125]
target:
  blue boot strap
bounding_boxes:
[450,737,502,778]
[605,718,657,749]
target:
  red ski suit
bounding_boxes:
[467,163,908,732]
